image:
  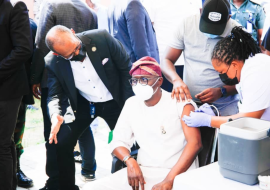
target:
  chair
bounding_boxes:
[197,106,219,167]
[111,143,140,173]
[111,149,138,173]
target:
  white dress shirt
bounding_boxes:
[70,53,113,102]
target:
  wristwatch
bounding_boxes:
[123,155,131,165]
[220,87,227,97]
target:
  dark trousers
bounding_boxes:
[14,102,27,171]
[56,94,121,190]
[0,97,22,190]
[41,88,59,189]
[79,126,96,175]
[41,89,103,189]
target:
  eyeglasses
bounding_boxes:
[61,41,81,60]
[129,77,159,86]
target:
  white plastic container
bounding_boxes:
[259,176,270,190]
[220,117,270,140]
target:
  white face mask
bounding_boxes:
[132,78,160,101]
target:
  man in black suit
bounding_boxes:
[0,0,33,189]
[14,18,37,189]
[31,1,98,188]
[44,25,133,190]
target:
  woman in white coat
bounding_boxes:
[183,26,270,128]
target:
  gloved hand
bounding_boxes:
[195,103,216,116]
[182,112,212,127]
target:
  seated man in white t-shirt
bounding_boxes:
[83,57,202,190]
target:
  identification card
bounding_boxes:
[247,21,253,33]
[246,12,253,34]
[90,104,96,118]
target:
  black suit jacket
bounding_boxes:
[0,0,33,101]
[45,29,133,122]
[22,19,37,105]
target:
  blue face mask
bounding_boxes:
[203,33,220,39]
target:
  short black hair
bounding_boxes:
[45,25,72,52]
[211,26,261,66]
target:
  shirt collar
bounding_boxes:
[70,53,89,64]
[230,0,248,9]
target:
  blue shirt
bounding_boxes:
[230,0,265,41]
[108,0,159,64]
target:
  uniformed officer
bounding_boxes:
[230,0,265,44]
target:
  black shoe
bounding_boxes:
[39,184,59,190]
[74,151,82,163]
[39,184,49,190]
[17,169,33,188]
[81,173,96,182]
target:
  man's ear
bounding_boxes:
[159,77,163,87]
[71,28,75,34]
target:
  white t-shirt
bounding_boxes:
[143,0,202,65]
[111,89,198,169]
[236,53,270,121]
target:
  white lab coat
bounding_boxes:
[236,54,270,121]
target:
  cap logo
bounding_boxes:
[208,12,222,22]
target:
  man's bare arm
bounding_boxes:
[161,47,192,101]
[113,147,146,190]
[154,104,202,188]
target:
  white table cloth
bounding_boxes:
[174,162,260,190]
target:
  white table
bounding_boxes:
[173,162,261,190]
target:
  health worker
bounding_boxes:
[183,26,270,128]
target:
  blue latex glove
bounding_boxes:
[182,112,212,127]
[195,103,216,116]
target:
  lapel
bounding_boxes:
[58,57,77,108]
[78,33,111,93]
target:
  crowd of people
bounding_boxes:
[1,0,270,190]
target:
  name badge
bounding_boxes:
[90,103,96,118]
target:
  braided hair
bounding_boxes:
[211,26,261,66]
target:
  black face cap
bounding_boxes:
[200,0,230,35]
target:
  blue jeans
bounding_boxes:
[213,101,239,116]
[79,126,96,175]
